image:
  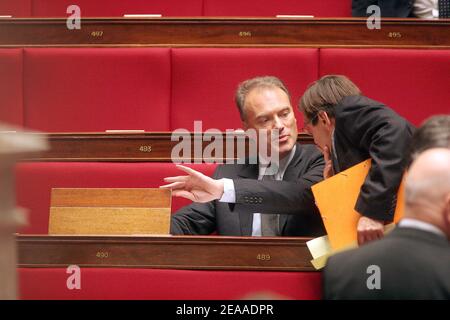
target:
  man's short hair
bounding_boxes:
[407,115,450,167]
[299,75,361,124]
[235,76,290,121]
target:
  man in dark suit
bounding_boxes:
[352,0,414,17]
[323,148,450,299]
[161,76,326,237]
[299,75,415,244]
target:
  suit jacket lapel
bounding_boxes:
[236,144,303,236]
[237,163,259,179]
[278,144,302,235]
[237,163,259,236]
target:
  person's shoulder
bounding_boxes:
[337,95,413,127]
[296,142,320,156]
[295,143,324,162]
[326,233,400,270]
[338,94,367,106]
[336,95,388,114]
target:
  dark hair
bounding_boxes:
[235,76,290,121]
[299,75,361,124]
[407,115,450,167]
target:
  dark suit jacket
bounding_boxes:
[171,143,326,237]
[323,227,450,299]
[333,95,415,221]
[352,0,414,17]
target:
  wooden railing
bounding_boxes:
[17,132,314,162]
[1,17,449,48]
[17,234,316,271]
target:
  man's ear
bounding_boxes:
[318,111,333,127]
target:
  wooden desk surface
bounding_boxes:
[0,17,449,48]
[17,234,316,271]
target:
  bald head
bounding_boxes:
[405,148,450,238]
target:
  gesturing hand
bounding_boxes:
[322,146,335,179]
[357,216,385,246]
[160,165,224,203]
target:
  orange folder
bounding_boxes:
[311,159,404,251]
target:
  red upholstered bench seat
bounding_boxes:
[1,48,448,132]
[5,47,450,234]
[0,0,351,17]
[0,0,204,17]
[19,268,322,300]
[15,162,217,234]
[0,47,319,132]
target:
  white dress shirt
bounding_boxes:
[413,0,439,19]
[398,217,446,238]
[219,145,297,236]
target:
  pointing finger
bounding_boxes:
[159,181,186,190]
[172,190,195,201]
[163,176,189,183]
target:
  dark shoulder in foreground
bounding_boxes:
[323,228,450,300]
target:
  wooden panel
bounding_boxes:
[0,18,449,48]
[51,188,171,208]
[48,188,171,235]
[48,207,171,235]
[17,235,316,271]
[20,132,314,162]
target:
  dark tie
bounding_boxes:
[439,0,450,18]
[331,140,340,173]
[260,171,279,236]
[331,151,340,174]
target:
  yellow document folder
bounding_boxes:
[311,159,404,251]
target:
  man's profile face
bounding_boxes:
[304,112,333,154]
[242,87,298,159]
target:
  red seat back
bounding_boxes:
[0,0,31,17]
[171,48,319,131]
[33,0,203,17]
[320,49,450,125]
[23,48,171,132]
[0,49,24,127]
[15,162,217,234]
